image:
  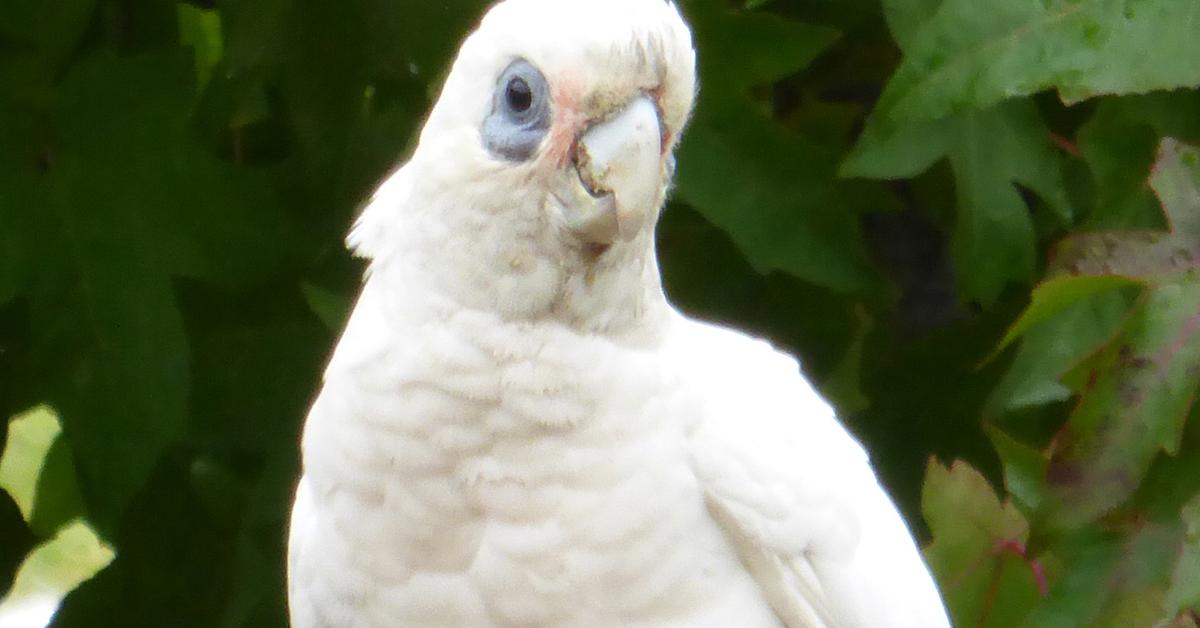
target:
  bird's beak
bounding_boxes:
[562,95,663,246]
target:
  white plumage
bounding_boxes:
[288,1,951,626]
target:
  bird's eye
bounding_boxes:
[483,59,551,161]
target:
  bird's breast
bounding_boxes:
[291,304,776,627]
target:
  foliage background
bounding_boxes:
[1,0,1199,625]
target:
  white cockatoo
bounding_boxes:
[287,1,951,626]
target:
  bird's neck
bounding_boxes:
[369,226,672,340]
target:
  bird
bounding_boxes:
[286,0,952,626]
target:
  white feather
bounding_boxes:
[675,319,951,627]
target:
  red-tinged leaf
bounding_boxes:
[1048,139,1200,283]
[922,459,1044,627]
[1043,281,1200,529]
[1153,139,1200,238]
[1049,230,1200,281]
[988,138,1200,417]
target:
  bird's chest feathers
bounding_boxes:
[305,309,718,608]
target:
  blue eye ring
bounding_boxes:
[483,59,552,161]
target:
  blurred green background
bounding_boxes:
[1,0,1199,626]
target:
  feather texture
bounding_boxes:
[290,284,787,627]
[676,320,950,627]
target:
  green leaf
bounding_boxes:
[921,459,1042,627]
[846,100,1072,304]
[177,3,224,92]
[0,489,34,599]
[1029,523,1185,627]
[0,407,52,595]
[840,112,950,180]
[0,520,113,626]
[881,0,945,49]
[51,458,238,628]
[1166,494,1200,616]
[0,406,59,522]
[1022,531,1119,626]
[0,405,85,541]
[677,114,874,291]
[819,308,872,414]
[845,1,1081,305]
[0,405,87,541]
[29,436,86,539]
[53,53,296,286]
[1102,523,1184,627]
[216,530,279,628]
[951,108,1066,305]
[992,275,1141,357]
[1044,281,1200,528]
[1042,138,1200,282]
[1074,93,1200,233]
[0,0,95,68]
[0,102,41,306]
[683,2,841,97]
[987,286,1134,412]
[1152,138,1200,238]
[190,320,327,454]
[215,444,298,628]
[23,50,297,534]
[25,55,189,535]
[878,0,1200,122]
[154,316,321,628]
[1079,98,1174,231]
[1132,406,1200,522]
[675,3,874,291]
[220,0,470,233]
[299,282,351,332]
[31,252,189,537]
[986,426,1049,513]
[0,214,25,307]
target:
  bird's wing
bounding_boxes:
[676,318,950,628]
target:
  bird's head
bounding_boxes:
[352,0,696,333]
